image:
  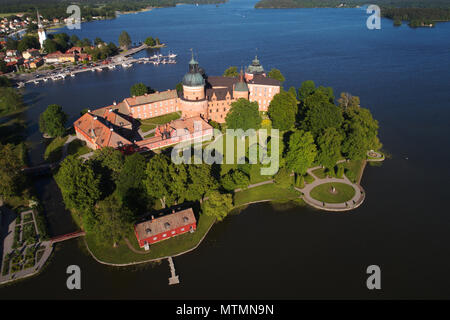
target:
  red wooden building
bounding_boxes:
[134,208,197,250]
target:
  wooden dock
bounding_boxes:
[168,256,180,285]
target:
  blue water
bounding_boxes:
[2,0,450,298]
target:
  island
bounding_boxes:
[254,0,450,27]
[1,52,384,284]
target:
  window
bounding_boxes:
[181,228,185,231]
[171,231,176,235]
[163,233,167,237]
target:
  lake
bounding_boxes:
[1,0,450,299]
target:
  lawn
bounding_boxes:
[44,136,68,163]
[342,160,364,183]
[310,182,355,203]
[312,168,327,179]
[139,111,181,132]
[67,139,91,157]
[234,183,301,207]
[85,212,216,264]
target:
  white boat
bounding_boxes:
[95,67,102,71]
[150,54,158,59]
[33,80,39,84]
[122,62,132,68]
[43,78,48,82]
[168,52,177,58]
[108,65,116,69]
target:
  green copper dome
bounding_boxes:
[246,55,265,74]
[183,53,205,87]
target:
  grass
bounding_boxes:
[143,131,155,138]
[85,212,216,264]
[67,139,91,157]
[310,182,355,203]
[342,160,364,183]
[139,111,181,132]
[44,136,68,163]
[312,168,327,179]
[234,183,301,207]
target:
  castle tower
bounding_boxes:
[182,52,205,101]
[233,68,249,100]
[178,51,208,119]
[245,55,265,81]
[37,10,47,49]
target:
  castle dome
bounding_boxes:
[182,55,205,87]
[246,55,264,75]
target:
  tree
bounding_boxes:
[144,154,187,208]
[223,66,239,77]
[317,127,343,170]
[267,68,285,82]
[0,76,12,87]
[342,103,381,160]
[130,83,148,96]
[95,195,132,246]
[225,98,261,131]
[202,191,233,221]
[55,155,101,213]
[298,80,316,102]
[176,82,183,94]
[285,130,317,175]
[0,87,23,115]
[39,104,67,137]
[17,35,39,52]
[221,169,249,192]
[43,39,58,53]
[337,92,360,110]
[116,153,149,213]
[185,164,218,201]
[144,36,155,46]
[94,37,104,46]
[0,61,7,74]
[118,31,131,49]
[300,90,343,137]
[0,144,25,197]
[268,90,298,131]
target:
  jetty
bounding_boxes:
[167,256,180,285]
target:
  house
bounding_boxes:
[22,48,40,60]
[134,208,197,249]
[6,49,19,57]
[44,51,76,63]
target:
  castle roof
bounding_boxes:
[246,55,265,75]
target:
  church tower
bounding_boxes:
[37,10,47,49]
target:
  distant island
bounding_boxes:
[254,0,450,27]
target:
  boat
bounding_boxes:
[150,54,158,59]
[108,65,116,69]
[168,51,177,58]
[122,62,132,68]
[70,73,75,77]
[95,67,102,71]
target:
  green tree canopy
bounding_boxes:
[285,130,317,175]
[342,103,382,160]
[39,104,67,137]
[317,127,344,170]
[298,80,316,102]
[17,35,39,52]
[55,155,102,213]
[185,164,218,201]
[118,31,131,49]
[0,143,25,198]
[144,154,187,208]
[0,76,12,87]
[116,153,148,213]
[0,87,23,115]
[221,169,249,192]
[300,90,343,137]
[43,38,58,53]
[130,82,149,96]
[225,98,262,131]
[95,194,132,247]
[223,66,239,77]
[267,68,285,82]
[202,191,233,222]
[144,36,155,46]
[268,90,298,131]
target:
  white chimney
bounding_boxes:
[113,101,117,105]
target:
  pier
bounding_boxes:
[19,53,177,88]
[50,231,86,244]
[168,256,180,285]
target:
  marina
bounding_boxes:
[17,53,177,88]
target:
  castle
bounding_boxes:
[73,55,281,152]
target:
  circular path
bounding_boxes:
[296,161,365,212]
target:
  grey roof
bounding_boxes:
[246,56,265,74]
[182,72,205,87]
[248,74,281,86]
